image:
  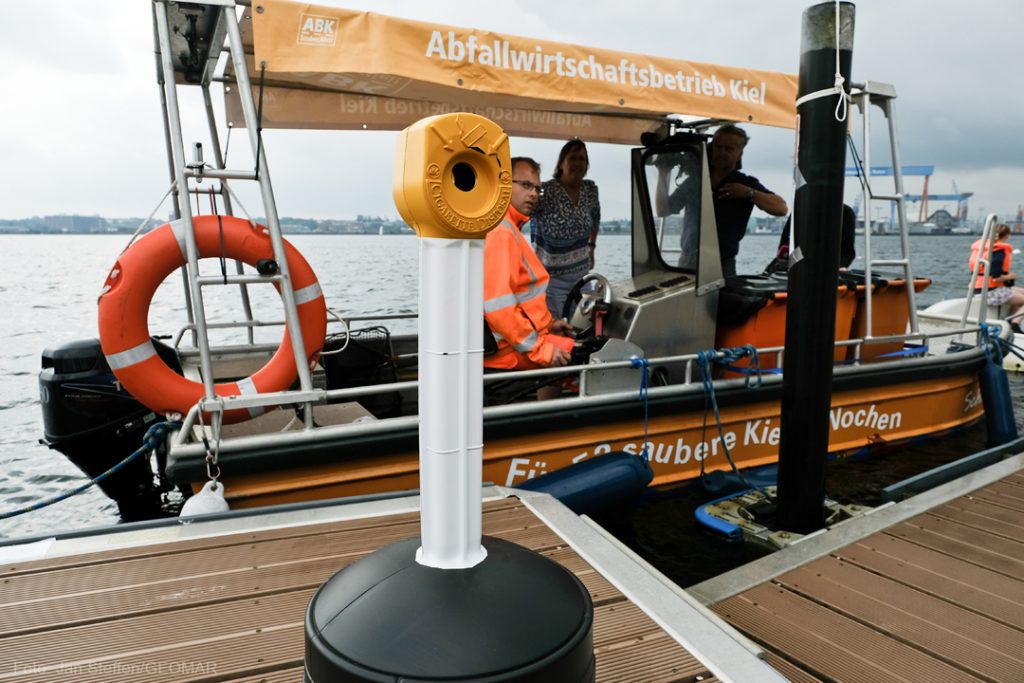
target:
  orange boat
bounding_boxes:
[38,1,1003,519]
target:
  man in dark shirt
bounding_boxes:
[656,124,788,278]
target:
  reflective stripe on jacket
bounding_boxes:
[970,239,1012,290]
[484,211,574,370]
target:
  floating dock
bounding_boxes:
[7,454,1023,682]
[0,488,786,682]
[692,453,1024,682]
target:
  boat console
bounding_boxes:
[587,270,713,383]
[563,132,724,384]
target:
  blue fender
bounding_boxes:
[517,451,654,516]
[980,350,1019,447]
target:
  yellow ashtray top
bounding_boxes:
[393,113,512,240]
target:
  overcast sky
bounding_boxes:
[1,1,1021,224]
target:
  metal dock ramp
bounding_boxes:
[0,490,785,682]
[692,453,1024,682]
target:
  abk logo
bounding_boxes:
[297,13,338,46]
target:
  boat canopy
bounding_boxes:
[226,0,798,144]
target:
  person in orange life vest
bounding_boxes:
[970,223,1024,321]
[484,157,575,372]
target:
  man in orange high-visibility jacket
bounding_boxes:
[484,157,575,371]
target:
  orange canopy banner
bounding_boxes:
[224,83,660,145]
[238,1,799,141]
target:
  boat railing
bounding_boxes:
[172,320,990,451]
[171,310,418,351]
[958,214,1001,333]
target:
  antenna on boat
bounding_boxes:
[304,113,595,682]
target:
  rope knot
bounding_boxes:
[982,323,1004,363]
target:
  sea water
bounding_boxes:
[2,233,1022,585]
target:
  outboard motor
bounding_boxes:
[39,338,180,521]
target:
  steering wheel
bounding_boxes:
[562,272,613,332]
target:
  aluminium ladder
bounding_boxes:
[850,81,920,356]
[152,0,317,434]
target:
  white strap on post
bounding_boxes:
[794,0,849,122]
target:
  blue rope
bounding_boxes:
[0,421,178,521]
[718,363,783,377]
[713,344,764,388]
[993,329,1024,363]
[696,347,773,500]
[980,323,1004,363]
[696,350,725,442]
[630,357,651,462]
[872,343,929,360]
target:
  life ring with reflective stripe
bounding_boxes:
[98,215,327,424]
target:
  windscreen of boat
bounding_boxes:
[643,143,704,272]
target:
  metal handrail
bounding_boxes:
[170,311,419,349]
[960,214,1000,332]
[172,319,992,450]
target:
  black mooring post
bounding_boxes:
[776,2,855,534]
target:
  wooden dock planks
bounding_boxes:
[0,497,718,682]
[711,473,1024,682]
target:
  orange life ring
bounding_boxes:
[98,215,327,424]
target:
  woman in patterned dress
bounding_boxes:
[530,139,601,319]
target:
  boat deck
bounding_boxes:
[0,491,785,682]
[692,453,1024,683]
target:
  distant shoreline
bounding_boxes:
[0,230,425,236]
[0,229,639,236]
[0,218,634,237]
[0,229,980,237]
